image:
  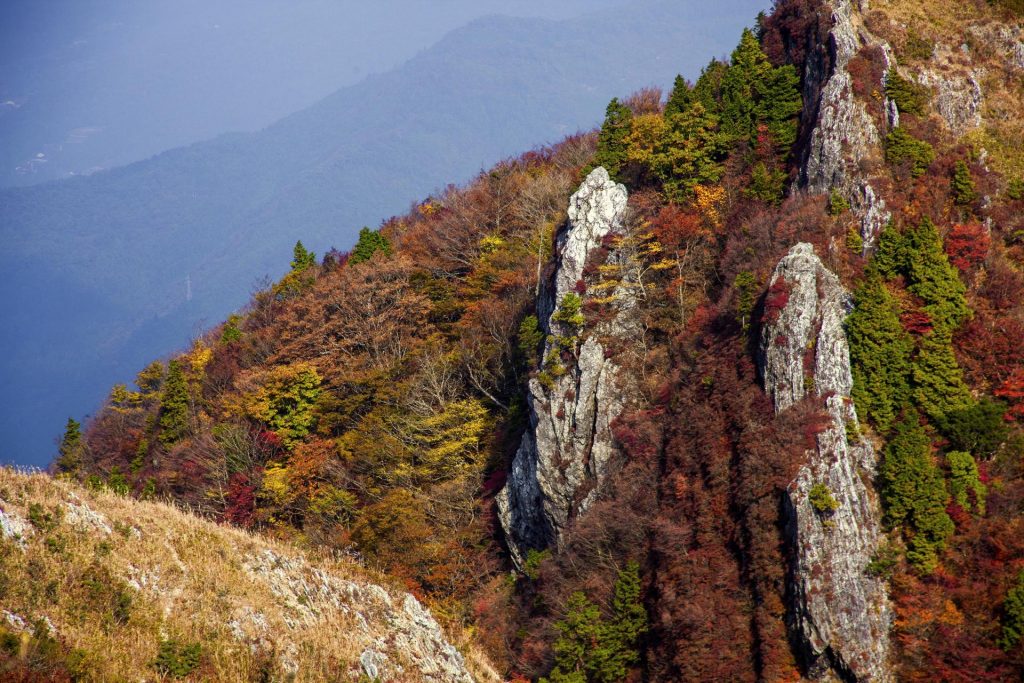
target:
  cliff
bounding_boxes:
[760,243,892,682]
[498,166,636,566]
[798,0,895,251]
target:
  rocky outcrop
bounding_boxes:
[0,468,482,683]
[800,0,894,251]
[916,67,984,136]
[760,243,892,682]
[498,166,634,567]
[242,549,473,682]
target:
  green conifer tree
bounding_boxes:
[542,561,647,683]
[755,62,802,152]
[951,159,978,206]
[846,267,912,433]
[290,240,316,271]
[904,218,970,331]
[912,328,973,423]
[545,591,602,683]
[884,127,935,177]
[873,222,907,278]
[692,59,728,113]
[56,417,84,474]
[884,71,928,115]
[158,360,190,446]
[656,101,727,199]
[880,410,954,573]
[349,227,392,265]
[664,75,692,117]
[1000,571,1024,651]
[946,450,986,515]
[592,98,634,181]
[597,561,648,680]
[720,28,773,143]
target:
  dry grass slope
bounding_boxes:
[0,468,498,682]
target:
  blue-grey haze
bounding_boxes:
[0,0,767,466]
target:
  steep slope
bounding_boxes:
[760,243,891,681]
[498,167,636,566]
[55,0,1024,680]
[796,0,895,250]
[0,467,491,682]
[0,0,767,467]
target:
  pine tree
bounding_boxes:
[755,62,801,152]
[904,218,970,331]
[655,101,727,200]
[999,571,1024,651]
[290,240,316,271]
[542,561,647,683]
[158,359,190,446]
[947,450,986,515]
[349,227,392,265]
[592,98,633,181]
[873,223,906,278]
[912,327,973,423]
[56,417,84,474]
[692,59,728,113]
[597,561,648,680]
[880,410,954,573]
[664,75,692,117]
[884,71,928,115]
[884,127,935,178]
[720,28,773,143]
[951,159,978,206]
[846,267,912,432]
[545,592,602,683]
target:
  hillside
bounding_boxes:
[47,0,1024,681]
[0,467,495,681]
[0,0,766,467]
[0,0,623,188]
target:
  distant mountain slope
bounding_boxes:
[0,0,766,466]
[0,467,494,681]
[0,0,623,187]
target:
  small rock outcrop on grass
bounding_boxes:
[0,468,478,682]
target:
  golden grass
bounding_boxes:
[867,0,1024,179]
[0,468,492,682]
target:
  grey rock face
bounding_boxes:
[967,22,1024,72]
[498,167,633,567]
[760,243,892,682]
[916,68,984,136]
[800,0,893,251]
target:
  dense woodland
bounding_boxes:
[39,0,1024,680]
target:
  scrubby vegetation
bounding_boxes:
[41,0,1024,680]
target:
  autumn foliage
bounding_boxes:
[62,1,1024,680]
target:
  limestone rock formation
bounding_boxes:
[498,166,634,567]
[800,0,894,250]
[760,243,892,682]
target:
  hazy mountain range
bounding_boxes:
[0,0,766,466]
